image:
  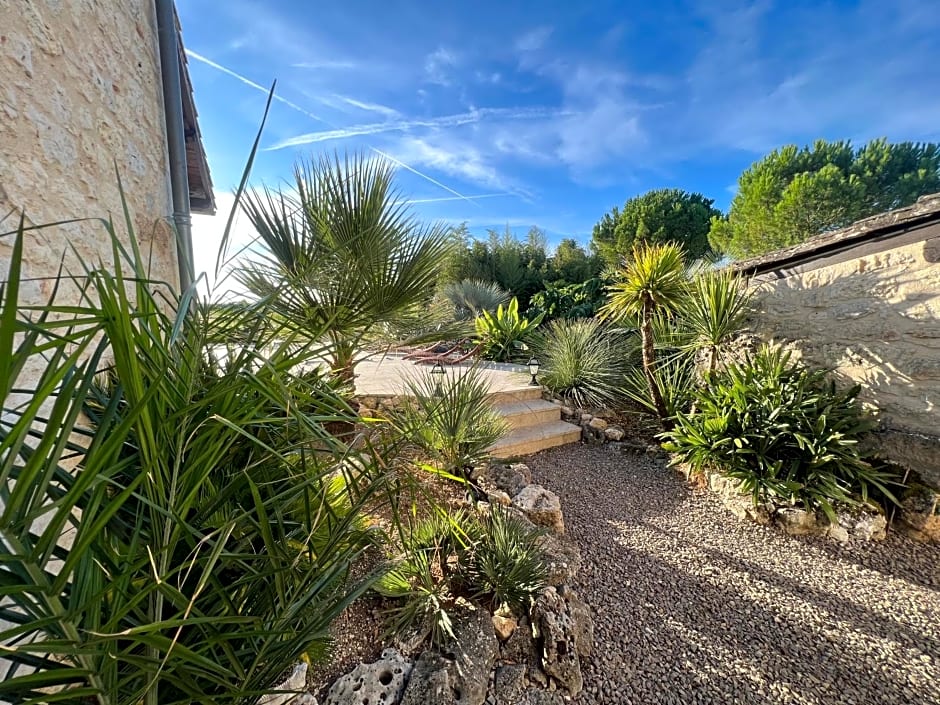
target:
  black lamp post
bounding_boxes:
[527,357,540,386]
[430,361,446,396]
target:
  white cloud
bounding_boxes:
[515,26,553,53]
[392,136,506,190]
[324,94,401,120]
[424,47,457,85]
[292,59,358,70]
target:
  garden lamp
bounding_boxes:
[527,357,540,386]
[430,361,445,396]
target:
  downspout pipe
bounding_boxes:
[155,0,194,292]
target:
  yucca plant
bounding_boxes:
[391,366,508,486]
[474,297,543,362]
[682,268,753,375]
[533,318,635,409]
[601,243,687,428]
[662,345,901,520]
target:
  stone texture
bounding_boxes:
[322,648,412,705]
[400,603,498,705]
[604,426,625,442]
[531,587,583,696]
[747,235,940,477]
[492,664,526,702]
[492,614,517,641]
[499,615,539,666]
[560,587,594,660]
[512,485,565,534]
[587,417,608,431]
[774,507,825,536]
[487,489,512,507]
[537,532,582,587]
[898,484,940,543]
[474,463,530,499]
[260,663,308,705]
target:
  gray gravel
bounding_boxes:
[525,443,940,705]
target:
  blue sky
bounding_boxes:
[180,0,940,271]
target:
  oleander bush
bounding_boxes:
[662,345,900,519]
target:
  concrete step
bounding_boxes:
[486,386,544,406]
[493,399,562,431]
[489,420,582,459]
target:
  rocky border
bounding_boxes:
[271,462,594,705]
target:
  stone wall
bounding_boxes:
[750,236,940,486]
[0,0,178,297]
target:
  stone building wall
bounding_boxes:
[0,0,178,296]
[750,236,940,485]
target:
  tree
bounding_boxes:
[238,153,453,381]
[591,189,720,267]
[547,238,603,285]
[710,138,940,258]
[601,242,687,429]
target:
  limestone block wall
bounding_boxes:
[750,236,940,485]
[0,0,178,298]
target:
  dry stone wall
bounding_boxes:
[750,236,940,486]
[0,0,179,299]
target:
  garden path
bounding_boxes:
[526,444,940,705]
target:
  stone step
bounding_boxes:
[486,385,544,406]
[489,420,582,459]
[493,399,562,431]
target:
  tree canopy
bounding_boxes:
[710,138,940,258]
[591,189,720,267]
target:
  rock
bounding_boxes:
[519,690,565,705]
[604,426,625,442]
[492,664,526,703]
[850,511,887,541]
[537,532,582,586]
[474,463,530,498]
[400,601,499,705]
[560,406,576,421]
[559,586,594,660]
[531,587,583,696]
[260,663,308,705]
[709,473,772,525]
[492,614,518,641]
[487,489,512,507]
[293,697,318,705]
[512,485,565,534]
[323,649,412,705]
[509,463,533,484]
[898,484,940,543]
[499,615,538,666]
[775,507,824,536]
[579,413,593,425]
[827,522,850,543]
[588,417,608,431]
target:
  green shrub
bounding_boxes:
[392,366,508,483]
[620,350,696,418]
[662,345,900,519]
[442,278,510,320]
[375,507,546,645]
[534,318,635,409]
[474,297,543,362]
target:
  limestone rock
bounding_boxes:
[401,602,498,705]
[487,489,512,507]
[531,587,583,696]
[323,648,411,705]
[509,462,533,484]
[560,586,594,660]
[499,615,538,666]
[899,484,940,543]
[560,406,576,421]
[493,664,526,702]
[492,614,517,641]
[849,511,887,541]
[512,485,565,534]
[604,426,625,442]
[537,532,582,586]
[473,463,530,499]
[775,507,824,536]
[260,663,308,705]
[579,413,593,425]
[587,417,608,431]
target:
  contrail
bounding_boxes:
[184,49,482,206]
[404,193,510,204]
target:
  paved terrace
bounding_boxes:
[352,352,534,397]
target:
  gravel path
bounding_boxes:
[526,443,940,705]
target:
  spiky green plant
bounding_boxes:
[533,318,635,409]
[682,268,753,374]
[442,279,510,320]
[237,153,455,382]
[601,243,687,428]
[391,366,508,484]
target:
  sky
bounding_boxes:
[178,0,940,284]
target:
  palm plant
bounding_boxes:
[601,242,687,428]
[682,268,753,375]
[0,206,391,703]
[442,279,510,320]
[237,153,454,382]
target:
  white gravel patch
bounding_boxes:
[525,443,940,705]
